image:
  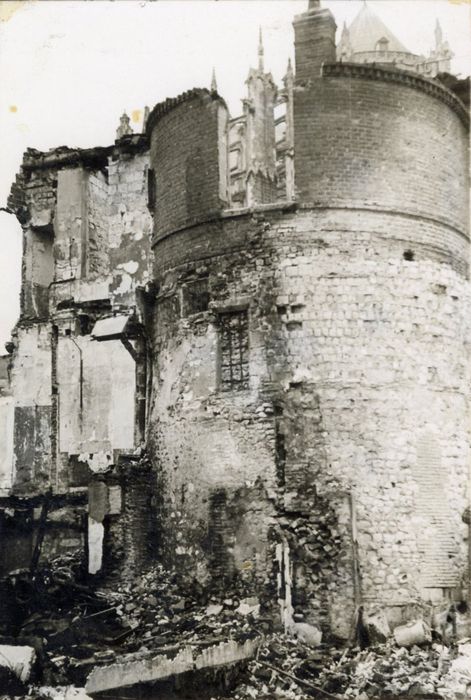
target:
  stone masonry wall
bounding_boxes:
[87,170,109,279]
[150,207,470,637]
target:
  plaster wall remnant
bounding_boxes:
[85,637,260,694]
[1,0,469,639]
[0,357,14,493]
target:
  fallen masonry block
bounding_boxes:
[291,622,322,647]
[0,644,36,682]
[206,603,223,616]
[235,598,260,617]
[85,637,260,694]
[363,607,391,644]
[393,619,432,647]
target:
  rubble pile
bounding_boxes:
[2,554,471,699]
[0,551,128,687]
[0,555,265,693]
[317,641,471,699]
[97,564,267,651]
[213,635,471,700]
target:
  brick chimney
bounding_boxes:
[293,1,336,84]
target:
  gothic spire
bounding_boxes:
[143,106,150,130]
[210,67,218,93]
[435,19,443,49]
[283,57,294,89]
[258,26,264,72]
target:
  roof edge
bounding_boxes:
[323,61,469,128]
[145,88,228,136]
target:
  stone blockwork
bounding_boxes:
[149,203,470,636]
[146,2,469,635]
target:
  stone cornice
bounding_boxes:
[322,62,469,128]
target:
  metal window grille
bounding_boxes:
[219,310,249,391]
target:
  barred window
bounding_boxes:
[219,310,249,391]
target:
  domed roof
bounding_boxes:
[347,2,410,54]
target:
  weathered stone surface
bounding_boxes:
[363,607,391,644]
[0,644,36,682]
[393,619,432,647]
[291,622,322,647]
[85,638,260,694]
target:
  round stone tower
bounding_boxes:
[147,5,470,638]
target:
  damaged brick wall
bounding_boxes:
[148,89,229,241]
[145,11,469,632]
[91,459,157,579]
[5,140,153,493]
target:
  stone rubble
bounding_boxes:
[210,637,471,700]
[1,553,471,699]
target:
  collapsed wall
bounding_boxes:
[1,137,154,573]
[147,5,470,637]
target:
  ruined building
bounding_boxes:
[1,1,469,639]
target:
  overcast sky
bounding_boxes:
[0,0,470,352]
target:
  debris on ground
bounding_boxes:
[0,643,36,683]
[1,552,471,699]
[211,635,471,700]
